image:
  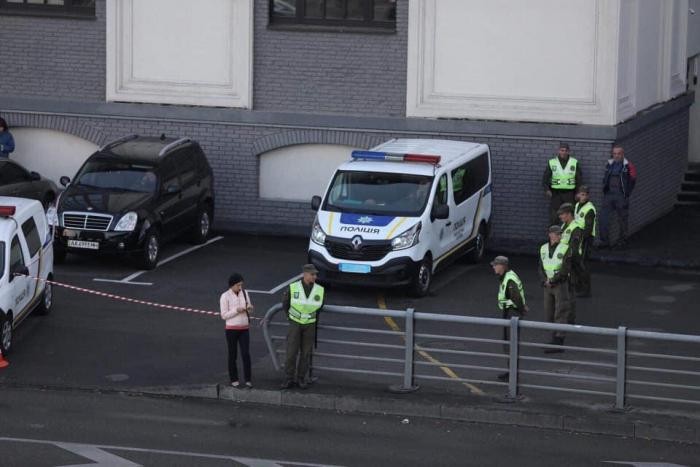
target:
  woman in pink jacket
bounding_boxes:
[220,273,253,388]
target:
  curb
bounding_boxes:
[135,384,700,445]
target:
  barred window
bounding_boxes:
[0,0,95,17]
[270,0,396,29]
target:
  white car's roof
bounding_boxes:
[338,139,488,175]
[0,196,43,238]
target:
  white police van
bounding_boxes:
[0,197,54,355]
[308,139,492,296]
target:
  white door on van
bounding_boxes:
[450,163,478,244]
[432,173,454,261]
[8,234,32,321]
[20,214,43,299]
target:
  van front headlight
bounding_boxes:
[114,211,138,232]
[46,205,59,227]
[391,222,421,250]
[311,218,327,246]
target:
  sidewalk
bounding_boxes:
[491,206,700,269]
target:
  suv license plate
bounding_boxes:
[68,240,99,250]
[339,263,371,274]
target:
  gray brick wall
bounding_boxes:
[0,1,106,101]
[253,0,408,116]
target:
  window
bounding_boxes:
[452,153,490,204]
[451,166,468,205]
[270,0,396,29]
[435,174,448,206]
[10,235,25,274]
[172,150,197,186]
[21,217,42,258]
[0,162,28,185]
[0,0,94,17]
[159,158,181,193]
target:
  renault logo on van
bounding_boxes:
[351,235,363,250]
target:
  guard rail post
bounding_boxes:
[508,317,520,399]
[391,307,419,393]
[615,326,627,410]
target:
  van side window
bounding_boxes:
[10,235,25,273]
[436,174,449,206]
[460,153,490,202]
[451,166,468,205]
[21,217,42,258]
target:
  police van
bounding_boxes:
[308,139,492,296]
[0,197,54,355]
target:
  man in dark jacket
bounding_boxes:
[542,142,583,225]
[599,145,637,248]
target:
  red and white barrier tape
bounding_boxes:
[17,274,262,322]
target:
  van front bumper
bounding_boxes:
[308,250,419,287]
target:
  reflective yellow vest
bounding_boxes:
[288,280,324,325]
[575,201,597,238]
[498,270,526,311]
[561,219,585,254]
[540,242,569,280]
[549,157,578,190]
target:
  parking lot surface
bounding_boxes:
[1,233,699,412]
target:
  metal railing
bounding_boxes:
[262,304,700,409]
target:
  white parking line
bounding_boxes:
[93,236,224,286]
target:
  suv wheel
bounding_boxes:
[190,207,212,244]
[409,257,432,298]
[140,230,160,270]
[1,313,13,356]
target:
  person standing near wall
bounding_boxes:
[539,225,573,353]
[599,145,637,249]
[491,255,528,382]
[220,273,254,389]
[574,185,596,297]
[543,142,583,225]
[281,264,325,390]
[0,117,15,158]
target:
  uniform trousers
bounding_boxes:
[549,189,575,225]
[285,320,316,382]
[544,280,573,338]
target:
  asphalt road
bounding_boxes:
[2,234,698,406]
[1,387,697,467]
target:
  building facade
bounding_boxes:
[0,0,697,244]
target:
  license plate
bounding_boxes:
[339,263,371,274]
[67,240,99,250]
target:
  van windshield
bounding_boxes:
[324,170,434,217]
[74,160,158,193]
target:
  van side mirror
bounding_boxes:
[10,265,29,281]
[30,171,41,181]
[311,196,322,211]
[59,176,71,187]
[432,204,449,221]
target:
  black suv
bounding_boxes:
[50,135,215,269]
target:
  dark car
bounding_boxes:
[49,135,215,269]
[0,159,58,208]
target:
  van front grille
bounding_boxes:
[62,212,113,231]
[325,237,392,261]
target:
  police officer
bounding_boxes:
[574,186,596,297]
[539,225,573,353]
[543,142,582,225]
[491,255,528,381]
[280,264,325,390]
[557,203,582,325]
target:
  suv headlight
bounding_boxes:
[46,205,59,227]
[311,218,326,246]
[114,211,138,232]
[391,222,421,250]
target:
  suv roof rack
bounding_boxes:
[158,137,192,157]
[100,134,139,151]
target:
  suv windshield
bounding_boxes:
[324,170,434,217]
[75,160,158,193]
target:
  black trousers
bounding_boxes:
[549,189,576,225]
[225,329,251,383]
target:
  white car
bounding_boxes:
[308,139,492,297]
[0,197,54,355]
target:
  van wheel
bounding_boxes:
[409,257,432,298]
[36,278,53,316]
[190,207,212,244]
[468,224,487,263]
[0,313,12,356]
[139,230,160,270]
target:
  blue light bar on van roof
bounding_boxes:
[351,150,441,165]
